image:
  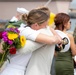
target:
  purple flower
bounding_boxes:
[2,31,7,37]
[8,40,13,45]
[3,37,8,42]
[9,28,14,32]
[5,28,10,31]
[14,28,20,33]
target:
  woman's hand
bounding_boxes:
[0,49,4,53]
[0,43,4,53]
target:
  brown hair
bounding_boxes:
[22,9,49,27]
[22,14,27,23]
[37,6,50,18]
[54,13,70,31]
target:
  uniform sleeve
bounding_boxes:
[19,40,45,54]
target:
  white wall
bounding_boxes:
[0,1,70,20]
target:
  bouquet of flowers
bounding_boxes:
[0,26,26,68]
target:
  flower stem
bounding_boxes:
[0,46,9,68]
[0,52,6,67]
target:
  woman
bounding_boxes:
[0,9,61,75]
[73,26,76,74]
[73,26,76,44]
[54,13,76,75]
[10,7,29,22]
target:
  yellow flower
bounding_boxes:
[7,25,15,28]
[20,36,26,47]
[48,12,55,26]
[8,33,18,40]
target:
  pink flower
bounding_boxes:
[8,40,13,45]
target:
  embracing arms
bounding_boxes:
[0,27,62,54]
[19,27,62,54]
[35,27,61,45]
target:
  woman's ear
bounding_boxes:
[35,23,39,27]
[34,23,40,30]
[31,23,39,30]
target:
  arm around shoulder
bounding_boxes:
[35,33,61,45]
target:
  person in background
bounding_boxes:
[73,26,76,75]
[73,26,76,44]
[0,9,61,75]
[5,7,29,28]
[54,13,76,75]
[10,7,29,22]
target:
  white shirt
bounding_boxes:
[18,26,40,41]
[25,27,55,75]
[0,26,40,75]
[10,16,18,22]
[55,30,70,52]
[1,26,49,75]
